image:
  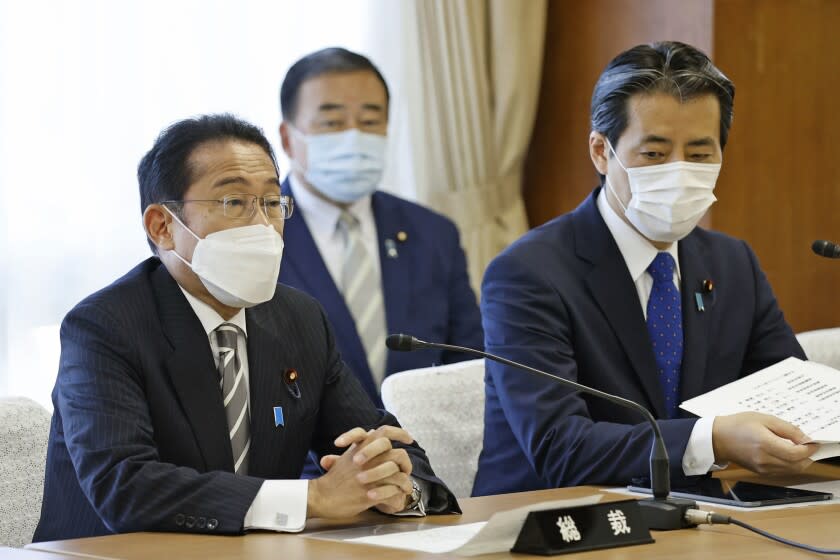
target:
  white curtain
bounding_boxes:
[0,0,546,407]
[0,0,382,407]
[375,0,547,295]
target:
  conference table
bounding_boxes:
[26,463,840,560]
[0,548,87,560]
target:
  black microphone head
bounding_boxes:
[386,334,416,352]
[812,240,840,258]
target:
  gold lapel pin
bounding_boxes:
[283,368,301,399]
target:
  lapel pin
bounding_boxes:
[284,368,301,399]
[384,239,399,258]
[397,231,408,242]
[273,406,285,427]
[694,292,705,312]
[702,279,714,293]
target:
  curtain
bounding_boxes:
[0,0,382,407]
[0,0,546,406]
[377,0,547,296]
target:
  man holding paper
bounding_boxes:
[474,41,813,497]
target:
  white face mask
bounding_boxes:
[290,127,386,203]
[166,208,284,308]
[606,140,721,243]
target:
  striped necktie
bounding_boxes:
[338,210,387,387]
[214,323,250,474]
[646,252,683,419]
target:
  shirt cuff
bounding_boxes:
[682,416,728,476]
[390,477,429,517]
[244,480,308,532]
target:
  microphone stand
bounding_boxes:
[387,334,697,531]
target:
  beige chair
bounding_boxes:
[0,397,51,548]
[796,328,840,370]
[380,359,485,498]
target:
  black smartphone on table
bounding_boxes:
[628,478,834,508]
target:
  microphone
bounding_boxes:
[812,240,840,258]
[386,333,697,531]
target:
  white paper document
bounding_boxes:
[344,521,488,554]
[304,495,602,555]
[680,357,840,461]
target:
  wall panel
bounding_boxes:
[523,0,713,226]
[522,0,840,331]
[713,0,840,332]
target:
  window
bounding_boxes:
[0,0,382,407]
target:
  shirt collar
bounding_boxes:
[596,186,681,283]
[289,174,374,235]
[179,286,248,338]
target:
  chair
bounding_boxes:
[0,397,51,548]
[796,328,840,370]
[380,359,485,498]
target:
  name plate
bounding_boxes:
[511,499,653,556]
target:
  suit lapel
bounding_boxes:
[372,192,413,373]
[281,179,349,323]
[244,311,293,478]
[677,233,712,404]
[281,177,378,397]
[152,265,234,472]
[575,191,667,417]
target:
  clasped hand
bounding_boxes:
[307,426,415,519]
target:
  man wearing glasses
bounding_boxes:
[33,114,458,542]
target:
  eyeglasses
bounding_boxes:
[163,194,294,221]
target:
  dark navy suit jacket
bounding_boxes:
[34,258,458,542]
[279,178,484,403]
[472,189,805,496]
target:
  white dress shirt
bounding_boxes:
[289,175,431,507]
[179,288,308,532]
[289,174,381,287]
[179,285,428,529]
[595,188,718,476]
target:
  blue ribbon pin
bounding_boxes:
[273,406,285,427]
[694,292,705,312]
[385,238,399,258]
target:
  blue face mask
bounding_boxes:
[292,127,387,204]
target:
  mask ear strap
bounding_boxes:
[289,158,306,175]
[603,138,631,213]
[605,139,629,172]
[605,177,629,213]
[163,205,200,242]
[285,124,308,175]
[162,205,200,267]
[286,123,308,143]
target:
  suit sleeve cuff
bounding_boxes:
[244,480,308,532]
[682,416,728,476]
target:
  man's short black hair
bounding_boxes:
[591,41,735,179]
[280,47,390,123]
[137,113,277,252]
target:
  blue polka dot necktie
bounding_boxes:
[646,252,683,419]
